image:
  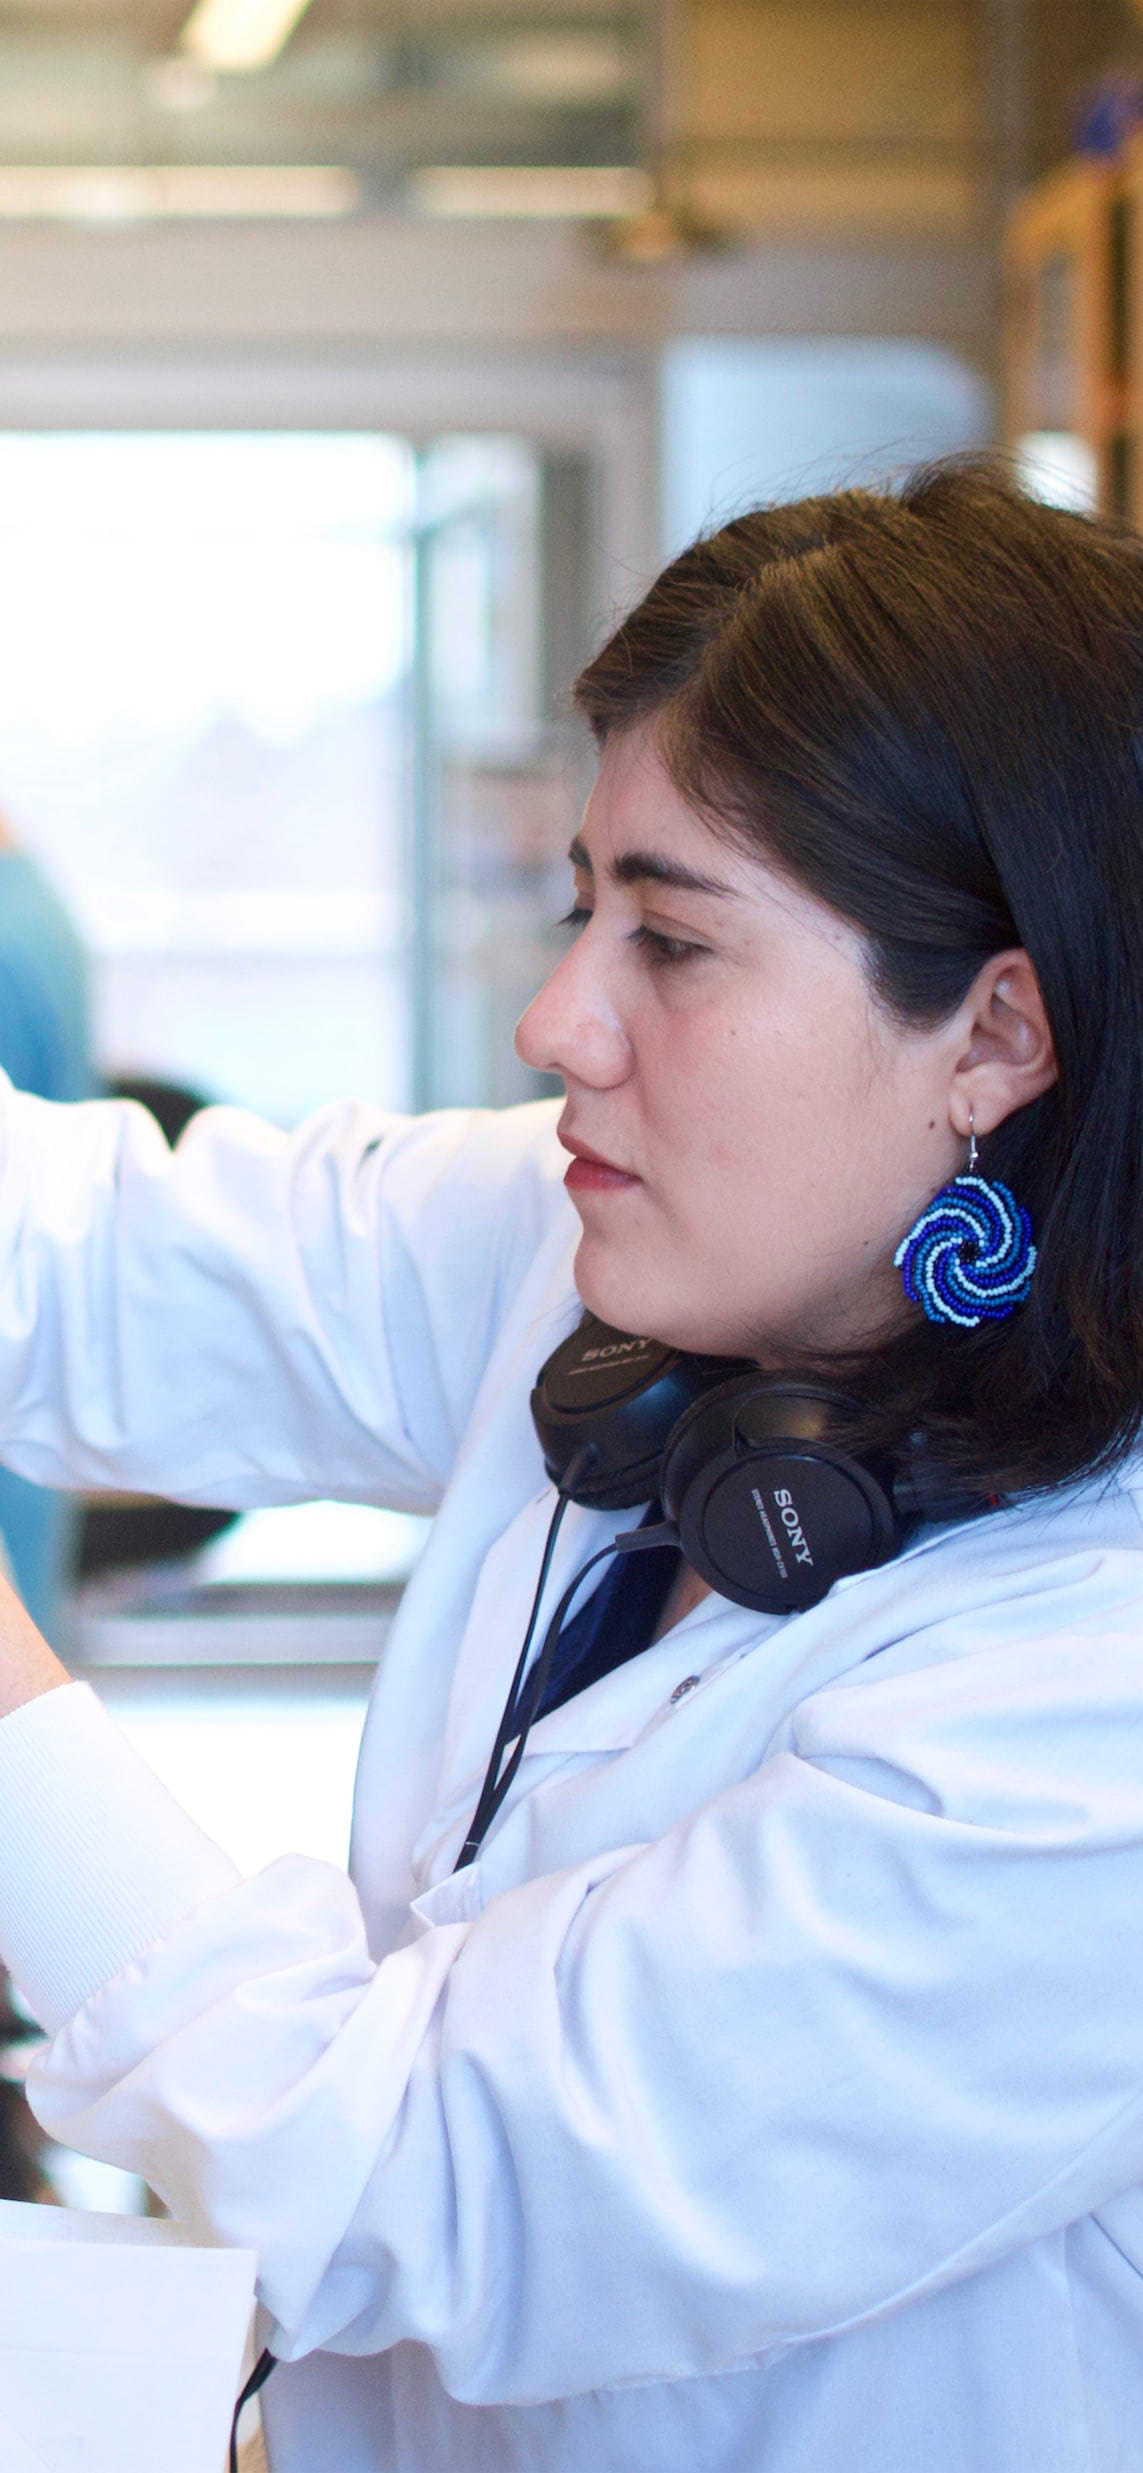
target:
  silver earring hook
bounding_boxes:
[967,1108,978,1175]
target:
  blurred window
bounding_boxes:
[0,429,589,1122]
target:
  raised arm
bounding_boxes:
[0,1081,567,1511]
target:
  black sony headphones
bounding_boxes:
[447,1313,991,1875]
[531,1313,984,1616]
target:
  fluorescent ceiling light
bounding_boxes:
[179,0,316,75]
[410,165,653,220]
[0,166,357,222]
[444,34,634,107]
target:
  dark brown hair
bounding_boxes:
[573,458,1143,1498]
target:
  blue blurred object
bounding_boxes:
[0,847,92,1641]
[1071,73,1143,159]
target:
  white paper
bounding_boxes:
[0,2422,48,2472]
[0,2198,256,2473]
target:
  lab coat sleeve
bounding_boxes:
[0,1081,567,1509]
[14,1617,1143,2406]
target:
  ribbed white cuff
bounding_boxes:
[0,1681,240,2032]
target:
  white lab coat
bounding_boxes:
[0,1086,1139,2471]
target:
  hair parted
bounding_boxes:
[572,457,1143,1499]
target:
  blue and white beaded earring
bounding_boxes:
[893,1113,1037,1329]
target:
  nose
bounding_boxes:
[515,934,630,1086]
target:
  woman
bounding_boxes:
[0,459,1139,2472]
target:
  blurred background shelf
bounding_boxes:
[1002,86,1143,530]
[66,1574,405,1666]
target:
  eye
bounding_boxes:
[553,907,705,966]
[630,924,705,967]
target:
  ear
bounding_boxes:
[948,948,1058,1143]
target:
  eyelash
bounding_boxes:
[556,906,703,968]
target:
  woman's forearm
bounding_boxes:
[0,1569,69,1717]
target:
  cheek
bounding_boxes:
[636,1044,779,1212]
[633,968,890,1200]
[701,1023,883,1210]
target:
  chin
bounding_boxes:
[573,1236,658,1339]
[573,1238,729,1357]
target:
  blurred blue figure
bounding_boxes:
[0,831,92,1639]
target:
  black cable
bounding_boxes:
[229,2343,277,2472]
[454,1507,678,1870]
[452,1448,592,1868]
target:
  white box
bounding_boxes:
[0,2197,256,2472]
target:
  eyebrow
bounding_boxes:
[567,833,736,898]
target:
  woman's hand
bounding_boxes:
[0,1570,69,1720]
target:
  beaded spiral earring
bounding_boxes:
[893,1116,1037,1329]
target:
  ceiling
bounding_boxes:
[0,0,1131,235]
[0,0,642,204]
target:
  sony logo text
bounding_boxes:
[772,1486,814,1567]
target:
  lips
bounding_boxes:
[558,1131,625,1171]
[558,1127,639,1192]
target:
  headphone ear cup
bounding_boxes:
[530,1315,756,1510]
[662,1381,901,1614]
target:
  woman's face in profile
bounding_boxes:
[515,723,965,1362]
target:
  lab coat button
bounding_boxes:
[670,1674,700,1704]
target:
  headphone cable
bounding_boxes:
[229,2342,277,2473]
[454,1495,678,1870]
